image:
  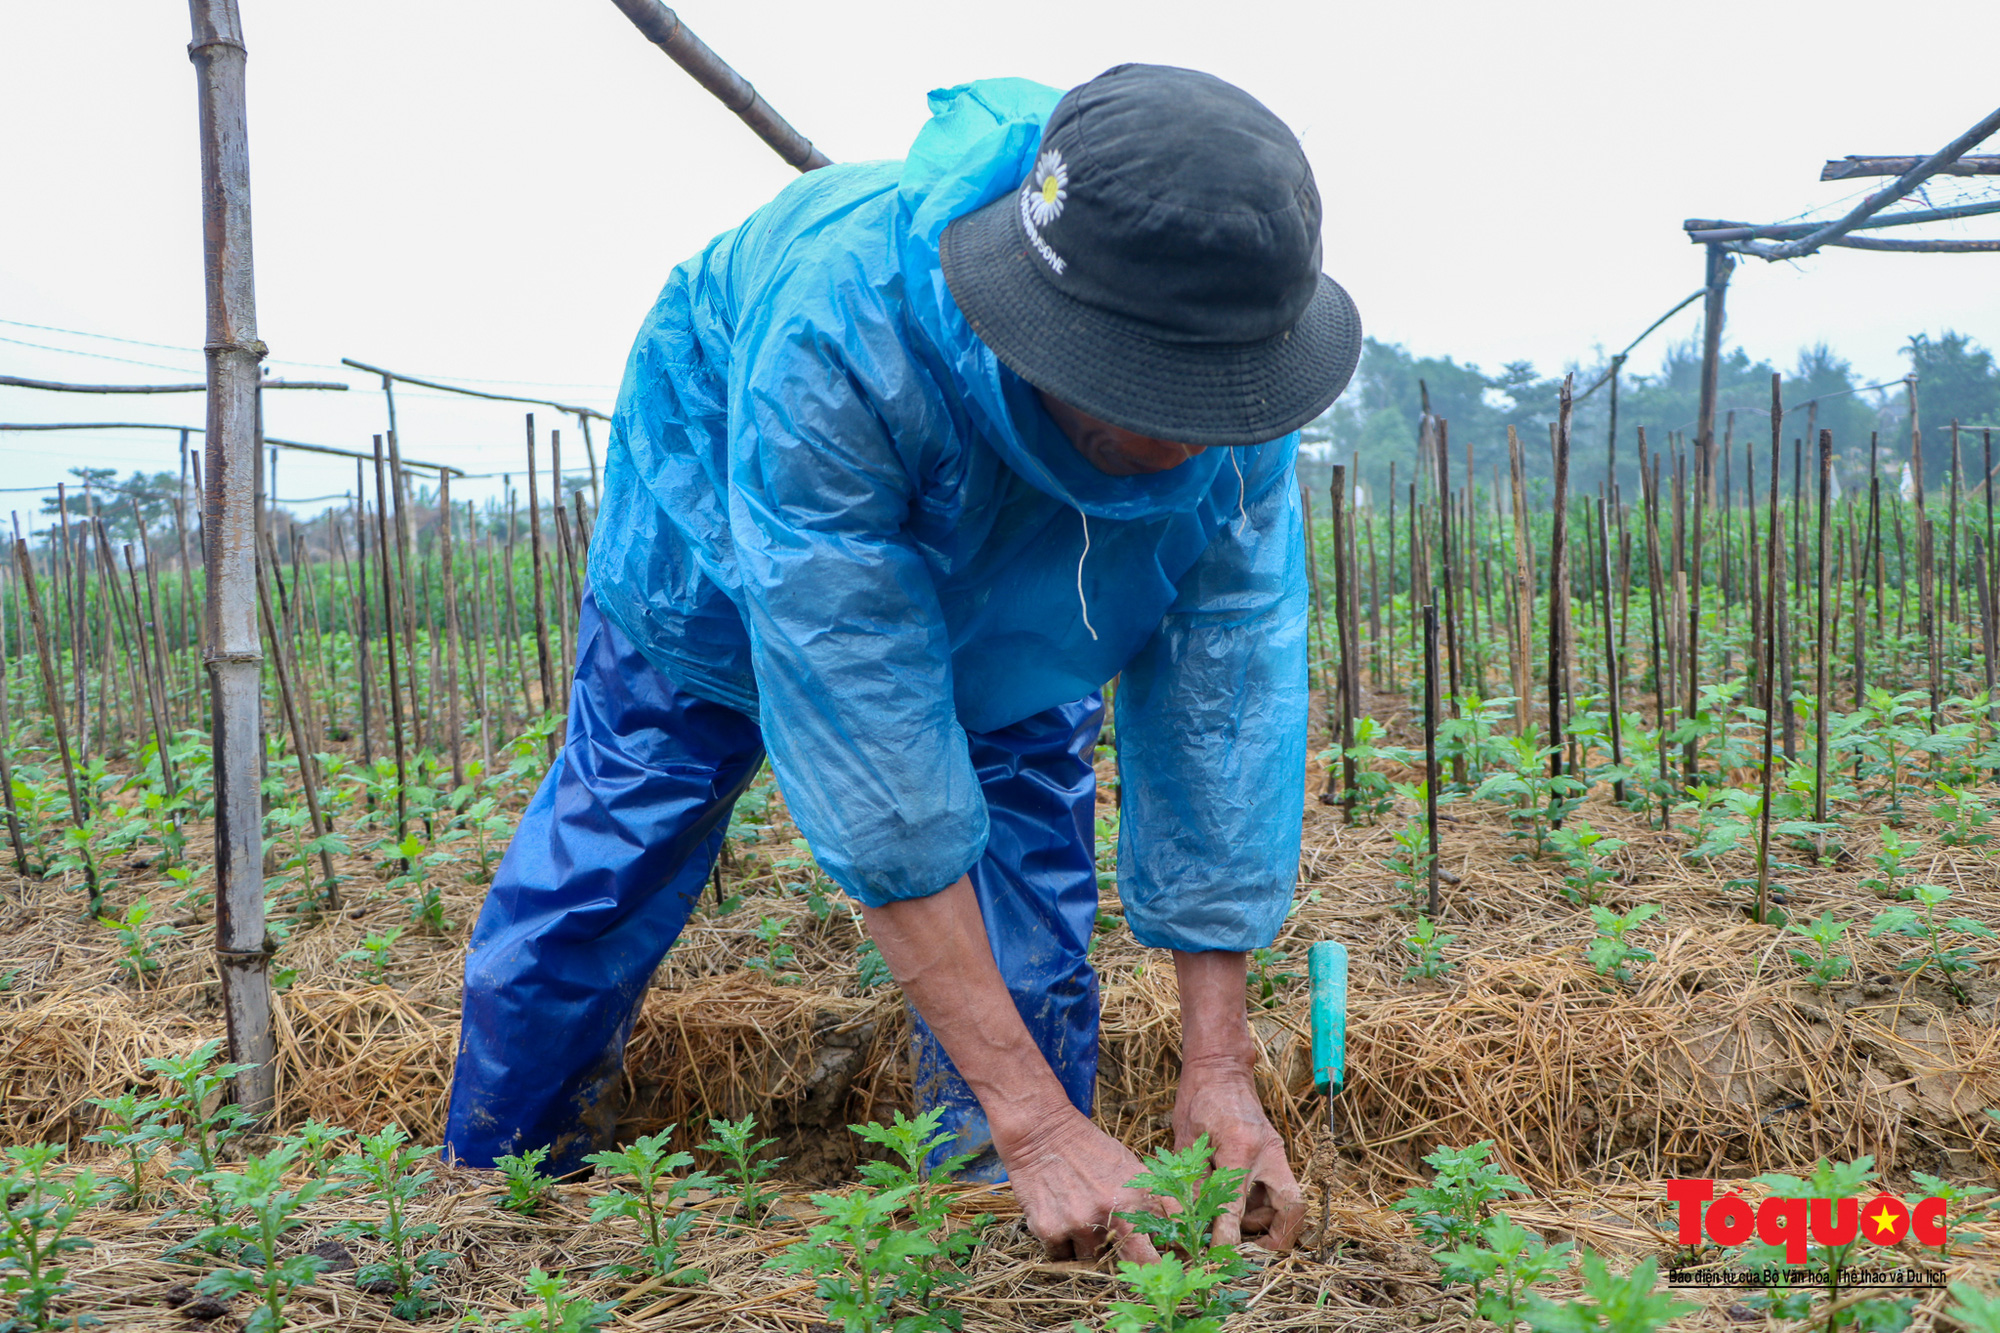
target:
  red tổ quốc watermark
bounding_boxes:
[1668,1179,1947,1263]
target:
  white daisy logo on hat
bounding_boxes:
[1025,148,1068,227]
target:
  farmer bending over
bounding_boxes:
[446,63,1360,1260]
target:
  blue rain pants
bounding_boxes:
[446,592,1101,1178]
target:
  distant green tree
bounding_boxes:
[39,467,182,539]
[1901,330,2000,489]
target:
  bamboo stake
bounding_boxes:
[525,419,555,754]
[371,437,410,851]
[439,474,466,790]
[1422,602,1440,918]
[1546,380,1574,788]
[1594,499,1626,805]
[188,0,274,1113]
[1813,430,1833,827]
[14,541,92,907]
[1330,466,1357,821]
[1754,376,1783,926]
[0,565,28,874]
[256,557,337,907]
[1506,427,1534,736]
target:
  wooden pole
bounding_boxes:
[1755,376,1783,925]
[1330,466,1358,821]
[1813,429,1833,826]
[188,0,273,1114]
[1422,602,1440,918]
[439,473,466,790]
[1546,379,1574,784]
[372,438,410,851]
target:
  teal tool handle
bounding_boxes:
[1308,940,1348,1095]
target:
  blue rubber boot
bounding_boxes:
[445,593,765,1172]
[914,695,1105,1179]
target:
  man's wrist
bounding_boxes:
[1172,949,1259,1067]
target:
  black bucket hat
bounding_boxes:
[941,63,1361,448]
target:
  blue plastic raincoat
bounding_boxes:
[591,77,1309,951]
[447,78,1311,1176]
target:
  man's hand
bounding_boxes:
[1172,950,1307,1250]
[862,879,1162,1263]
[992,1100,1163,1263]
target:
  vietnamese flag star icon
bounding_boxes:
[1869,1205,1899,1237]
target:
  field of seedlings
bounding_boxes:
[4,389,2000,1333]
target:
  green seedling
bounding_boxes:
[1248,945,1300,1009]
[338,928,403,983]
[1784,910,1853,989]
[1546,821,1624,906]
[82,1091,171,1204]
[1403,915,1455,981]
[772,838,835,921]
[96,895,176,982]
[1943,1282,2000,1333]
[1728,1157,1905,1328]
[585,1126,716,1283]
[495,1267,615,1333]
[1870,883,1995,1002]
[384,834,455,932]
[1860,828,1916,899]
[1438,1212,1574,1333]
[1519,1253,1696,1333]
[331,1125,454,1320]
[1586,904,1660,985]
[1385,805,1434,913]
[1473,735,1588,860]
[854,937,891,992]
[1394,1140,1529,1251]
[772,1108,989,1333]
[1932,785,1996,850]
[699,1115,783,1225]
[744,915,800,984]
[190,1146,335,1333]
[1330,716,1418,821]
[494,1146,557,1216]
[146,1039,256,1228]
[0,1144,106,1333]
[1906,1172,1996,1255]
[1085,1136,1249,1333]
[274,1119,348,1180]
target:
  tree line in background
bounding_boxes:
[1303,329,2000,504]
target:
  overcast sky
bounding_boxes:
[2,0,1995,516]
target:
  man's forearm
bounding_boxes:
[859,877,1075,1145]
[1173,949,1257,1070]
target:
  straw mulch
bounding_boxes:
[4,737,2000,1329]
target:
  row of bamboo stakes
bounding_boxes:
[1303,375,1998,914]
[0,414,593,916]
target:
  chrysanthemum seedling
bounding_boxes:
[190,1145,335,1333]
[771,1108,988,1333]
[1869,883,1996,1002]
[338,928,403,983]
[493,1146,557,1216]
[147,1039,257,1228]
[331,1125,454,1320]
[82,1090,171,1205]
[1547,820,1624,907]
[1783,909,1852,989]
[0,1144,107,1333]
[1438,1212,1573,1333]
[698,1115,782,1225]
[1586,904,1660,985]
[495,1267,616,1333]
[743,915,801,984]
[1403,915,1455,981]
[273,1119,347,1180]
[97,895,177,983]
[1394,1140,1529,1251]
[585,1126,716,1283]
[1931,784,1996,850]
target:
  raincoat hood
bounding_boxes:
[896,79,1233,523]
